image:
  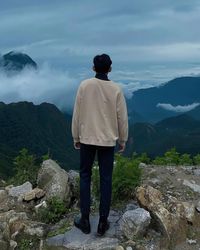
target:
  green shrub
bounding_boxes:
[135,152,151,164]
[179,154,193,165]
[9,148,39,186]
[152,156,167,165]
[193,154,200,165]
[164,147,180,165]
[37,196,67,224]
[112,154,142,204]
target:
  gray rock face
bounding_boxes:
[37,159,71,204]
[183,179,200,193]
[46,213,120,250]
[8,182,32,198]
[0,190,7,203]
[182,202,195,224]
[193,168,200,176]
[120,208,151,239]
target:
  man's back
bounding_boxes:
[72,77,128,146]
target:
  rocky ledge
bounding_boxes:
[0,160,200,250]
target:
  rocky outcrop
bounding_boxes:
[135,185,198,247]
[37,159,71,206]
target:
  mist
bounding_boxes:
[0,65,142,113]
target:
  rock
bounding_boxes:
[186,239,197,245]
[139,163,147,168]
[8,182,32,198]
[196,200,200,212]
[68,170,79,199]
[46,213,120,250]
[148,178,161,186]
[23,221,48,237]
[0,240,8,250]
[23,188,45,201]
[37,159,71,204]
[126,247,133,250]
[35,201,47,213]
[120,208,151,239]
[0,190,8,203]
[136,185,187,246]
[9,240,17,249]
[183,179,200,193]
[182,202,195,224]
[125,201,138,211]
[193,168,200,176]
[5,185,14,192]
[116,246,124,250]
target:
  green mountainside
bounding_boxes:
[0,102,78,178]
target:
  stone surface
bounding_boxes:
[136,185,187,246]
[23,187,45,201]
[46,213,120,250]
[0,190,8,203]
[183,179,200,193]
[37,159,71,204]
[182,202,195,224]
[120,208,151,239]
[0,240,8,250]
[8,182,32,198]
[193,169,200,176]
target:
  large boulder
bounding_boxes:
[120,208,151,239]
[37,160,71,205]
[135,185,187,247]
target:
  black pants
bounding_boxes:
[79,143,115,219]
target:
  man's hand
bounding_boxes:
[74,142,81,149]
[118,143,126,153]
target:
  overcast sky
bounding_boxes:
[0,0,200,110]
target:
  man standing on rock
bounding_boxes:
[72,54,128,236]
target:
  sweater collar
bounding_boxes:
[95,72,110,81]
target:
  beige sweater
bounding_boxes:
[72,77,128,146]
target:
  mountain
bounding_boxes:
[127,76,200,123]
[0,51,37,72]
[186,105,200,121]
[0,102,78,178]
[126,114,200,157]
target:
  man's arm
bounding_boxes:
[72,86,82,148]
[116,89,128,152]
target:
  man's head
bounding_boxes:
[93,54,112,74]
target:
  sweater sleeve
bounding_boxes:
[72,85,82,143]
[116,89,128,144]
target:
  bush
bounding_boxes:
[164,147,180,165]
[112,154,142,204]
[9,148,39,186]
[91,154,142,207]
[37,196,67,224]
[179,154,193,166]
[193,154,200,165]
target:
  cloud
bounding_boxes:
[0,65,141,112]
[0,65,81,112]
[157,102,200,112]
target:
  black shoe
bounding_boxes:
[74,216,91,234]
[97,220,110,236]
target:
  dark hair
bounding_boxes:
[93,54,112,73]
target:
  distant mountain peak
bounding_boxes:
[0,50,37,72]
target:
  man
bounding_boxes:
[72,54,128,236]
